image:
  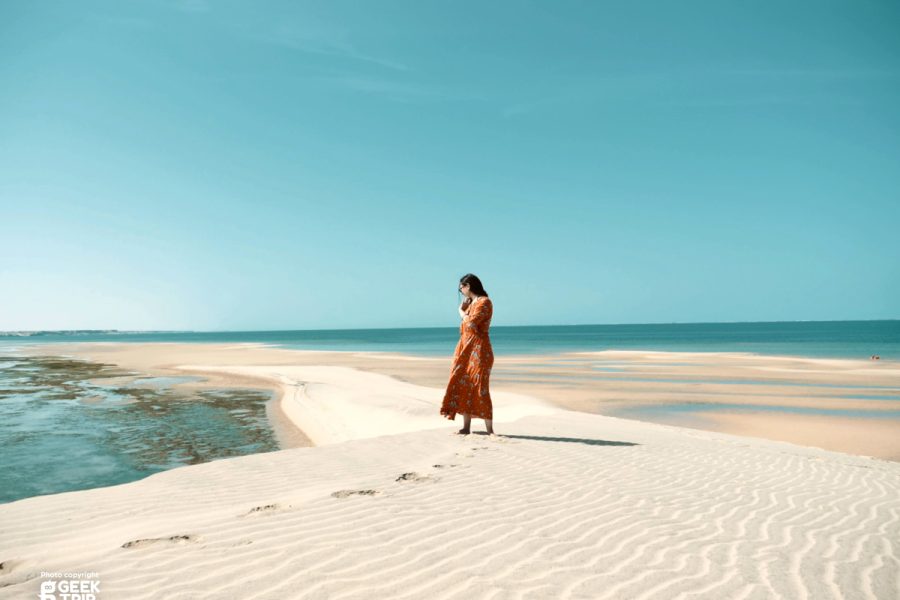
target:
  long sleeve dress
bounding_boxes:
[441,296,494,421]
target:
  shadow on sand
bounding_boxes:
[468,432,640,447]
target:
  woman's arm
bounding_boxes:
[458,298,472,320]
[464,299,492,331]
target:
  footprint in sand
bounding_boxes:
[455,446,494,458]
[240,503,286,517]
[121,534,199,549]
[0,558,41,587]
[331,489,380,498]
[396,472,436,483]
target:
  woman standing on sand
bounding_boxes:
[441,273,495,435]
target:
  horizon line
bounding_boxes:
[1,317,898,336]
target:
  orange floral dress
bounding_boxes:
[441,296,494,420]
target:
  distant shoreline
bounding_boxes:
[2,320,898,361]
[3,317,899,336]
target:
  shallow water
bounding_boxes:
[610,402,900,420]
[0,356,279,504]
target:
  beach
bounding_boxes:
[6,0,898,597]
[1,342,899,598]
[17,342,900,458]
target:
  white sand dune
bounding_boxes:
[1,362,899,599]
[178,365,558,446]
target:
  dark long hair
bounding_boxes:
[459,273,489,297]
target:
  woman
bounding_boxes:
[441,273,495,435]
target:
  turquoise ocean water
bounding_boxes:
[2,320,897,504]
[2,320,899,358]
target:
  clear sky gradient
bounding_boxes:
[2,1,898,330]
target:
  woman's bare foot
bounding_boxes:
[457,414,472,435]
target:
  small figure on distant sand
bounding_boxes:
[870,355,881,360]
[441,273,495,435]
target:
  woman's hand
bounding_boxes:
[458,297,472,320]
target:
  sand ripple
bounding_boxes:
[1,411,898,599]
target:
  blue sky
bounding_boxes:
[1,0,898,330]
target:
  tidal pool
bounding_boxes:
[0,355,280,504]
